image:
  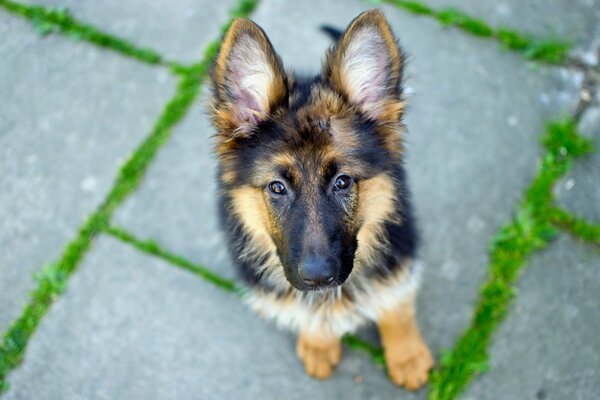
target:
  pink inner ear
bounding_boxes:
[228,68,262,126]
[342,27,392,117]
[225,34,274,130]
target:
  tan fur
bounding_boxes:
[323,10,404,122]
[297,330,341,379]
[211,18,287,137]
[229,186,287,285]
[354,174,401,271]
[230,186,273,253]
[330,117,360,149]
[378,296,433,390]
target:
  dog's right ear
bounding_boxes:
[322,10,404,122]
[211,19,287,138]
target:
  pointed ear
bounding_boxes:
[211,18,287,136]
[322,10,404,121]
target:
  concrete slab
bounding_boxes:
[20,0,238,64]
[5,235,420,400]
[0,13,175,332]
[555,107,600,223]
[4,0,597,397]
[114,0,580,357]
[112,87,237,280]
[418,0,600,53]
[462,235,600,400]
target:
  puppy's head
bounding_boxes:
[210,10,406,291]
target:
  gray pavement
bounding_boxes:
[5,235,409,400]
[423,0,600,53]
[556,109,600,222]
[20,0,238,63]
[0,13,175,333]
[113,87,237,281]
[1,0,599,399]
[462,234,600,400]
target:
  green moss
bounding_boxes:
[542,119,594,159]
[0,0,259,392]
[342,335,386,367]
[436,8,493,37]
[105,226,242,293]
[0,213,108,388]
[496,28,531,51]
[548,207,600,248]
[382,0,572,64]
[386,0,433,16]
[428,118,594,400]
[522,40,571,64]
[0,0,166,65]
[230,0,259,18]
[0,74,196,389]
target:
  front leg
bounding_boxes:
[296,330,342,379]
[377,296,433,390]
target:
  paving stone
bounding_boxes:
[462,235,600,400]
[422,0,600,53]
[0,13,175,333]
[555,106,600,222]
[112,87,237,280]
[5,0,598,398]
[114,0,580,358]
[5,235,420,400]
[20,0,238,64]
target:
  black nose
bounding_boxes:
[298,256,338,287]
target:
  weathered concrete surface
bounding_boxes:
[423,0,600,54]
[462,235,600,400]
[20,0,238,63]
[113,87,237,280]
[2,0,599,399]
[5,236,413,400]
[0,13,175,333]
[555,107,600,222]
[114,0,580,360]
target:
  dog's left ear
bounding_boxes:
[323,10,404,121]
[211,18,288,137]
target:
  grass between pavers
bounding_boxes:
[105,226,242,294]
[0,70,200,395]
[0,0,167,66]
[104,224,385,366]
[0,0,594,396]
[97,119,597,399]
[547,207,600,249]
[377,0,571,64]
[0,0,259,394]
[428,118,595,400]
[0,0,259,71]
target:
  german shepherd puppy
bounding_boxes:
[209,10,433,390]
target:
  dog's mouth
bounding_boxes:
[299,284,345,305]
[296,278,343,292]
[286,268,349,292]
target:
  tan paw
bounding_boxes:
[296,332,341,380]
[385,336,433,390]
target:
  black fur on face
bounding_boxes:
[263,153,359,291]
[211,11,415,292]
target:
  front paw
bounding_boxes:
[296,332,341,379]
[385,335,433,390]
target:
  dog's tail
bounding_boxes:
[320,25,343,42]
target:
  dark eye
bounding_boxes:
[269,181,287,195]
[334,175,352,191]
